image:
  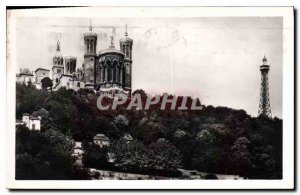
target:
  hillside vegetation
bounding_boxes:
[16,83,282,179]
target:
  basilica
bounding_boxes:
[17,21,133,97]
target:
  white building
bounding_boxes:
[34,68,50,89]
[22,113,41,131]
[93,133,110,148]
[16,68,34,85]
[52,74,85,91]
[73,141,83,157]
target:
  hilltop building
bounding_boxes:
[16,68,34,85]
[17,21,133,97]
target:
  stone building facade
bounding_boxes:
[52,41,64,85]
[21,113,41,131]
[16,68,34,85]
[34,68,50,89]
[82,22,133,97]
[18,21,133,97]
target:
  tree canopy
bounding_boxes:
[15,83,283,179]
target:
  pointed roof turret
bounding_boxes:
[89,19,93,31]
[56,40,60,51]
[54,40,63,58]
[84,18,97,37]
[125,24,128,37]
[120,24,133,44]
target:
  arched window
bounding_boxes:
[86,39,89,52]
[126,44,130,57]
[113,60,118,82]
[87,39,90,53]
[107,60,111,81]
[91,39,94,53]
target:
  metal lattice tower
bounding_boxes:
[258,55,272,118]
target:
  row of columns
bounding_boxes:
[99,62,124,84]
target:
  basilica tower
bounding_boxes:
[119,25,133,95]
[83,19,97,88]
[52,40,64,84]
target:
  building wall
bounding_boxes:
[17,75,34,85]
[124,60,132,92]
[22,115,41,130]
[52,66,64,85]
[29,119,41,130]
[65,57,77,75]
[53,75,85,91]
[83,33,97,86]
[83,54,96,85]
[35,69,50,84]
[22,115,30,126]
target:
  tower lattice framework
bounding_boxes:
[258,56,272,118]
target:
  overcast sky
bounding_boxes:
[15,16,283,118]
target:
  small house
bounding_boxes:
[93,133,110,148]
[22,113,41,130]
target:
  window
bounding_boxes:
[90,80,93,83]
[43,73,45,75]
[32,124,35,130]
[91,69,93,72]
[67,82,69,87]
[56,78,59,83]
[77,82,80,87]
[57,69,62,74]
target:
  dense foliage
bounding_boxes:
[16,125,90,179]
[16,83,282,179]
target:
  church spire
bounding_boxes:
[125,24,128,37]
[89,19,93,31]
[56,40,60,51]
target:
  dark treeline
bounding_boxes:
[16,83,282,179]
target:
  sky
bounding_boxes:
[15,16,283,118]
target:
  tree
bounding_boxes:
[114,114,129,131]
[15,128,89,179]
[147,138,182,170]
[132,89,147,97]
[41,77,53,89]
[109,139,149,169]
[230,137,252,176]
[82,142,109,169]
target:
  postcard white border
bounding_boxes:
[6,6,294,189]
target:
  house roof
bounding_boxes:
[35,68,50,72]
[29,116,41,120]
[94,133,109,141]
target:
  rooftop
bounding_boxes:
[94,133,110,141]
